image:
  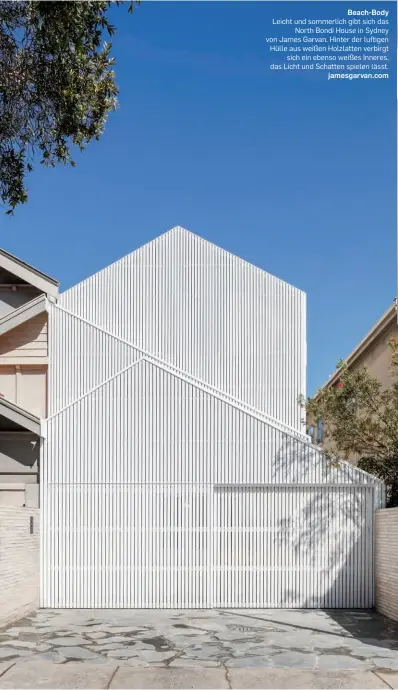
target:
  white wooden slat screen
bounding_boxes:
[213,485,374,609]
[41,482,374,609]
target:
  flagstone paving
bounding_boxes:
[0,609,397,670]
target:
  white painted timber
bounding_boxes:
[48,304,142,416]
[59,226,306,431]
[42,226,383,610]
[213,484,375,608]
[41,357,381,609]
[48,303,309,442]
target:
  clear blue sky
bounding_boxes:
[3,1,396,396]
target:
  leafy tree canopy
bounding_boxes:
[0,0,137,213]
[302,337,398,506]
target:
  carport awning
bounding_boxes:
[0,398,42,436]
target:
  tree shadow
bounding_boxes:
[326,609,398,649]
[220,607,398,651]
[270,435,378,611]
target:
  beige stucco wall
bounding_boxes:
[375,508,398,622]
[308,319,398,463]
[0,507,39,626]
[349,320,398,386]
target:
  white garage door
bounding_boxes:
[42,485,212,608]
[213,485,374,608]
[42,483,374,609]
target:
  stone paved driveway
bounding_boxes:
[1,609,398,671]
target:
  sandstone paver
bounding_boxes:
[110,667,229,688]
[0,609,397,672]
[375,671,398,689]
[228,668,390,689]
[0,665,14,680]
[0,660,116,689]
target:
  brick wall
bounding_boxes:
[375,507,398,622]
[0,507,39,627]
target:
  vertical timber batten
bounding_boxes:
[41,227,383,609]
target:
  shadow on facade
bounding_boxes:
[271,435,374,611]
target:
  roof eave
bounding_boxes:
[0,249,59,297]
[320,301,397,392]
[0,398,42,436]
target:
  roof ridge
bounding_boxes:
[61,226,305,297]
[166,226,305,294]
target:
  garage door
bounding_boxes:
[42,483,374,609]
[213,485,374,608]
[42,484,212,608]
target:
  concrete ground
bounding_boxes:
[0,609,398,687]
[0,661,398,689]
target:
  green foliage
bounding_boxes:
[0,0,137,213]
[301,337,398,506]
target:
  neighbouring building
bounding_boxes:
[0,250,58,508]
[307,300,398,460]
[39,226,384,610]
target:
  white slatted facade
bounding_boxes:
[41,227,384,609]
[58,226,306,431]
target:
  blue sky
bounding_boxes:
[3,1,396,396]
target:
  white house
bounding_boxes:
[40,227,383,609]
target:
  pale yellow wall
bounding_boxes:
[0,367,16,403]
[0,313,48,417]
[20,369,47,417]
[0,368,47,417]
[0,313,47,363]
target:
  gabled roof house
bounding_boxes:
[37,226,383,611]
[0,227,384,609]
